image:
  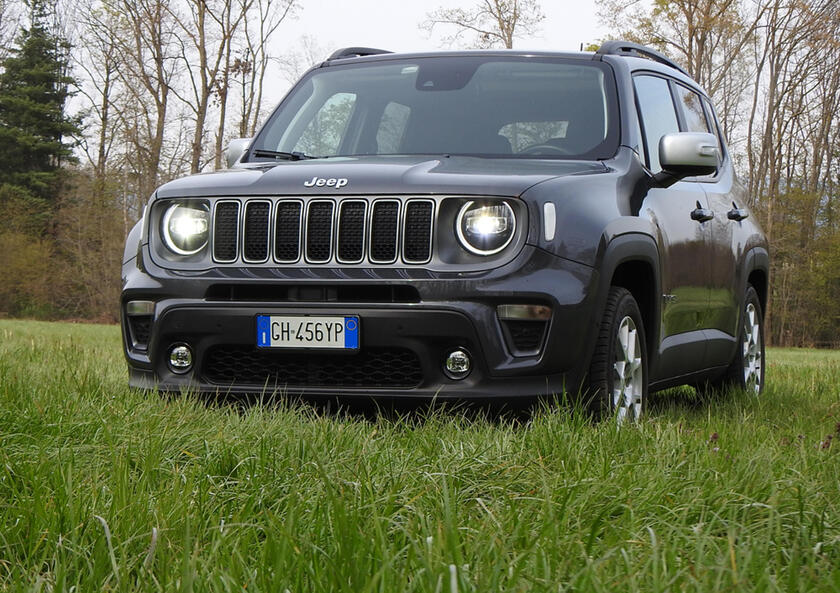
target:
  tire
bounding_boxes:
[586,286,648,424]
[705,285,765,395]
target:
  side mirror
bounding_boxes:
[653,132,718,187]
[223,138,252,168]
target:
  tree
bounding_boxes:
[422,0,544,49]
[0,0,79,204]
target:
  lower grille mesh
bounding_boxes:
[502,320,547,355]
[127,316,152,349]
[203,346,423,388]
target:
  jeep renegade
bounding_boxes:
[121,41,769,422]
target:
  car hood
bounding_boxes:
[154,155,607,199]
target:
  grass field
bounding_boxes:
[1,319,839,592]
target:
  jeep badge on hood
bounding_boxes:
[304,176,348,188]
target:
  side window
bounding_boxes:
[376,102,410,153]
[633,75,680,173]
[702,98,726,163]
[294,92,356,156]
[674,84,710,133]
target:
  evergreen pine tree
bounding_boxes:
[0,0,79,204]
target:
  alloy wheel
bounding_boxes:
[613,316,644,424]
[742,302,763,394]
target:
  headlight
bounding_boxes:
[161,202,210,255]
[456,201,516,255]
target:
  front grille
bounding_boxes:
[210,197,435,265]
[203,345,423,388]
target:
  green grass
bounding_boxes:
[1,319,839,592]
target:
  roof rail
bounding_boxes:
[596,40,688,76]
[327,47,392,61]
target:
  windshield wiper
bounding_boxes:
[251,149,319,161]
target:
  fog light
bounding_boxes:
[444,349,472,379]
[168,344,193,373]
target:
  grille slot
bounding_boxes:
[243,201,270,262]
[306,201,335,263]
[337,200,366,263]
[213,201,239,262]
[275,200,302,262]
[403,200,434,263]
[203,345,423,388]
[369,200,399,263]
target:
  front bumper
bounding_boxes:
[121,244,599,398]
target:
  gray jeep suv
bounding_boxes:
[121,41,769,421]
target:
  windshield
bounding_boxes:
[251,56,619,160]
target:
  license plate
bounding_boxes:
[256,315,359,349]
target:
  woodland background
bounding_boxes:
[0,0,838,348]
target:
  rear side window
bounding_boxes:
[703,98,726,163]
[634,75,679,173]
[674,84,710,133]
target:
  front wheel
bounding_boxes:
[586,287,648,424]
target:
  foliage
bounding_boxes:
[0,0,79,203]
[1,320,839,590]
[423,0,544,49]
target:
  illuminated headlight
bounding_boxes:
[161,202,210,255]
[456,201,516,255]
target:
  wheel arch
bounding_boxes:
[595,233,662,361]
[743,247,770,317]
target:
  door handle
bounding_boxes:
[690,201,715,222]
[727,202,749,221]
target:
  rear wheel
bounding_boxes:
[697,284,765,396]
[719,285,765,394]
[586,287,648,424]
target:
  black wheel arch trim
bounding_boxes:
[591,232,662,365]
[742,247,769,302]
